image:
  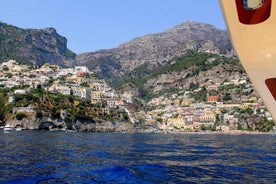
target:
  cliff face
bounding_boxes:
[0,22,76,67]
[5,115,135,132]
[76,21,235,78]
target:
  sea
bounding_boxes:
[0,131,275,184]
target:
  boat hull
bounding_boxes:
[220,0,276,121]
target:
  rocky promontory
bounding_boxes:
[4,115,136,133]
[0,21,76,67]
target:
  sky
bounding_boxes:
[0,0,226,54]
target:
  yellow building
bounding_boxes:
[199,110,216,123]
[76,77,86,84]
[91,91,103,104]
[167,117,186,129]
[181,98,191,107]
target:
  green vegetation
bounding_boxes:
[0,22,32,64]
[105,51,243,102]
[189,87,207,102]
[0,93,7,121]
[16,113,27,120]
[201,124,216,131]
[0,87,130,126]
[65,49,75,58]
[80,82,90,87]
[151,51,219,77]
[0,22,75,65]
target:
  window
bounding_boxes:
[236,0,271,24]
[242,0,265,10]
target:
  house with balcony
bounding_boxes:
[75,66,90,74]
[208,96,218,103]
[167,116,186,129]
[199,110,216,125]
[91,91,103,104]
[106,99,116,107]
[71,86,91,99]
[56,85,71,96]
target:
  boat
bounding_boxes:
[3,124,13,131]
[219,0,276,121]
[15,126,23,131]
[65,129,77,133]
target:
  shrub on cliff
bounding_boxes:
[35,111,43,119]
[16,113,27,120]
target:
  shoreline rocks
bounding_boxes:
[3,115,136,133]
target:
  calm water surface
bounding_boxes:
[0,131,275,183]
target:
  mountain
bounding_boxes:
[0,21,76,67]
[76,21,238,99]
[76,21,235,78]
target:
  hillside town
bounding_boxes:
[0,60,275,132]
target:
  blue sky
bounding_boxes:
[0,0,225,54]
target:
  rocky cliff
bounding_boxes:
[0,21,76,67]
[5,115,135,132]
[117,51,251,101]
[76,21,235,78]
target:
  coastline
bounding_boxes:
[162,130,275,135]
[1,125,274,135]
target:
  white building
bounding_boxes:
[48,84,71,96]
[75,66,89,74]
[57,68,74,77]
[72,86,91,99]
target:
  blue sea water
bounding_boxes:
[0,131,275,184]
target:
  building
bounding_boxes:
[14,89,27,94]
[75,66,89,74]
[72,86,91,99]
[207,85,219,91]
[208,96,218,103]
[13,106,34,114]
[58,86,71,96]
[199,110,216,124]
[216,104,241,110]
[1,60,29,72]
[48,84,71,96]
[167,117,186,129]
[91,91,103,103]
[77,71,86,78]
[57,68,74,77]
[106,99,118,107]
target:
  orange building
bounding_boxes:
[207,96,218,103]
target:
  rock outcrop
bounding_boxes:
[4,115,136,132]
[0,21,76,67]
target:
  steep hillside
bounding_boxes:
[0,21,76,67]
[76,21,235,78]
[116,51,251,101]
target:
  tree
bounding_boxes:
[223,93,232,102]
[156,118,163,123]
[189,82,198,91]
[0,95,6,121]
[80,82,90,87]
[2,65,9,71]
[16,113,27,120]
[35,111,43,119]
[50,107,60,119]
[122,113,129,121]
